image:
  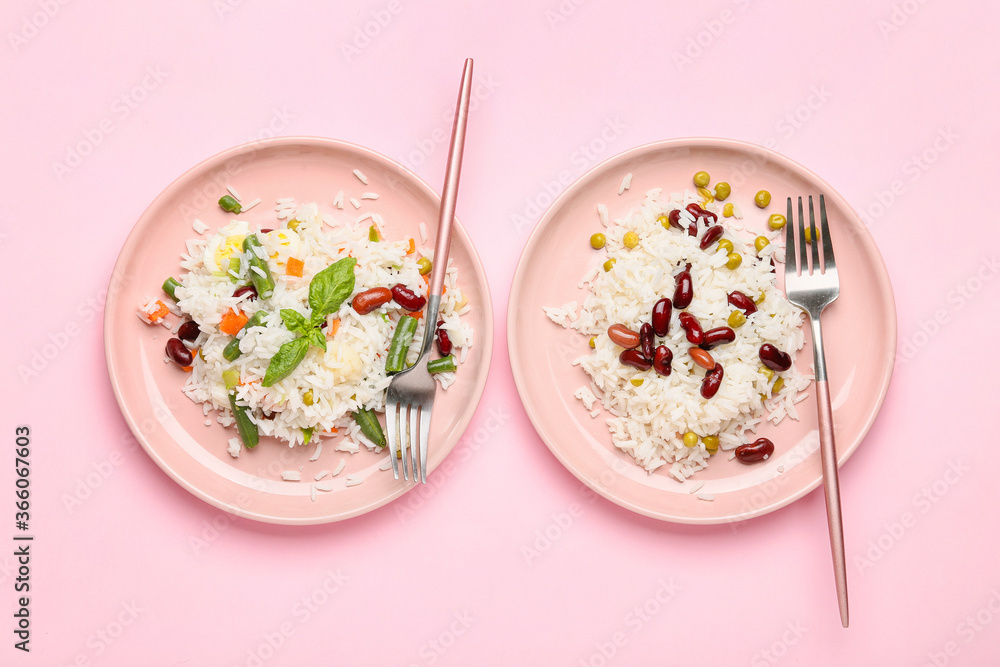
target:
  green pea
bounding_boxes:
[714,182,731,201]
[767,214,786,230]
[717,238,734,255]
[693,171,711,188]
[726,252,742,269]
[754,190,771,208]
[590,233,606,249]
[418,258,432,275]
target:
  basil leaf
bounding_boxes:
[306,327,327,351]
[280,308,308,334]
[263,337,309,387]
[309,257,356,325]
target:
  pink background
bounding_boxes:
[1,1,996,665]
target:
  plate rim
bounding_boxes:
[507,136,896,524]
[104,135,494,525]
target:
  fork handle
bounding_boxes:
[812,312,848,627]
[419,58,473,360]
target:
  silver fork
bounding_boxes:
[385,58,473,483]
[784,195,849,627]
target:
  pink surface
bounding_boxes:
[2,1,997,665]
[509,138,895,524]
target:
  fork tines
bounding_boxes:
[786,194,836,275]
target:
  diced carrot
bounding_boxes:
[324,427,339,434]
[181,366,193,373]
[148,300,169,322]
[327,318,341,335]
[408,310,423,319]
[286,257,304,277]
[420,274,446,295]
[220,309,249,335]
[406,238,416,254]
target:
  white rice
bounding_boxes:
[160,198,472,450]
[352,169,368,185]
[545,186,809,478]
[619,173,632,194]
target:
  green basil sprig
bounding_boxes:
[262,257,356,387]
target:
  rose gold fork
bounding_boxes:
[784,195,848,627]
[384,58,473,483]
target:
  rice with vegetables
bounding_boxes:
[545,177,809,482]
[140,196,472,457]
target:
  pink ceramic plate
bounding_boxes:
[105,137,493,524]
[509,138,895,524]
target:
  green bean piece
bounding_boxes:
[219,195,242,213]
[222,311,267,361]
[351,408,385,448]
[228,392,259,449]
[369,225,379,242]
[162,277,181,300]
[222,369,240,390]
[385,315,418,374]
[427,355,457,374]
[242,234,275,299]
[227,254,242,283]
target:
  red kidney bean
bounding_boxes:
[652,345,673,376]
[352,287,393,314]
[651,298,671,336]
[700,363,724,399]
[688,347,715,370]
[639,323,655,361]
[177,321,200,342]
[759,343,792,371]
[608,323,640,349]
[619,349,652,371]
[259,228,274,234]
[233,285,258,301]
[165,338,193,366]
[685,202,718,224]
[678,312,704,345]
[728,290,757,316]
[736,437,775,463]
[436,321,453,356]
[390,283,427,311]
[699,225,724,250]
[667,209,683,229]
[701,326,736,350]
[687,222,698,237]
[672,270,693,309]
